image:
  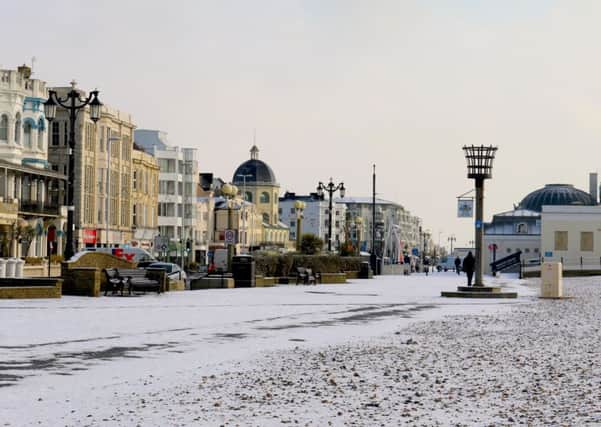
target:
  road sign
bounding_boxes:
[224,229,236,245]
[412,247,419,256]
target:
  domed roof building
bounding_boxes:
[231,146,281,227]
[517,184,596,213]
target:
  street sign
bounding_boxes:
[224,229,236,245]
[412,247,419,256]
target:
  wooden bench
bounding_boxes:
[296,267,320,285]
[117,268,162,295]
[104,268,125,296]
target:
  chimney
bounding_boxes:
[590,172,598,203]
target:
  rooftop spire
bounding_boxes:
[250,145,259,160]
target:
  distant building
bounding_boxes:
[131,146,159,250]
[484,182,598,273]
[231,146,289,249]
[279,192,346,250]
[340,197,420,261]
[135,129,201,263]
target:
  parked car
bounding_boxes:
[146,262,187,282]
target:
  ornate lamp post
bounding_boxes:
[221,183,238,272]
[294,200,306,251]
[317,178,345,252]
[463,145,498,286]
[44,81,102,260]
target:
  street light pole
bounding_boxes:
[448,235,456,254]
[463,145,498,287]
[44,81,102,260]
[221,183,238,272]
[317,178,345,252]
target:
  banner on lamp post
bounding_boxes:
[457,199,474,218]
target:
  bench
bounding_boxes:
[104,268,125,296]
[296,267,320,285]
[117,268,162,295]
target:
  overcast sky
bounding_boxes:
[3,1,601,248]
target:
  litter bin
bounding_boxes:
[359,262,372,279]
[15,258,24,278]
[376,257,382,275]
[5,258,16,278]
[0,258,6,278]
[232,255,255,287]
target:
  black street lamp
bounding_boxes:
[44,81,102,260]
[317,178,345,252]
[463,145,497,286]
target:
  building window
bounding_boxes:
[260,192,270,203]
[516,223,528,234]
[132,204,137,226]
[0,114,8,141]
[37,118,45,150]
[580,231,594,252]
[534,248,539,253]
[23,121,32,148]
[290,208,295,214]
[262,213,270,223]
[245,192,253,203]
[133,171,137,191]
[14,113,21,144]
[554,231,568,251]
[51,122,60,146]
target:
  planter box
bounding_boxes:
[0,277,62,299]
[320,273,347,284]
[344,271,359,279]
[191,276,235,289]
[255,276,276,287]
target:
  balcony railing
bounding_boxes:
[19,201,61,216]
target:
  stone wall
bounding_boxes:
[0,278,62,299]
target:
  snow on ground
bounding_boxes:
[1,272,536,426]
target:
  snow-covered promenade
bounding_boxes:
[5,273,598,426]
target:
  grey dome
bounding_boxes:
[518,184,596,212]
[232,145,277,185]
[233,159,277,185]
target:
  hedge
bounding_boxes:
[252,255,362,276]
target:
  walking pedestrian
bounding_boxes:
[462,251,475,286]
[454,256,461,275]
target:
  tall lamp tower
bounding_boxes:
[462,145,497,286]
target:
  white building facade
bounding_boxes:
[134,129,201,263]
[541,205,601,270]
[0,65,66,258]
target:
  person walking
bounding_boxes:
[454,256,461,275]
[423,257,430,276]
[462,251,475,286]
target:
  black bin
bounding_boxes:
[232,255,255,287]
[359,261,372,279]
